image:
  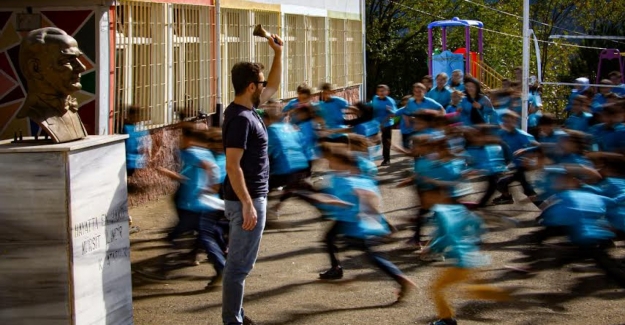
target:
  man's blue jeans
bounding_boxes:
[222,197,267,325]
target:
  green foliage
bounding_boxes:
[365,0,625,114]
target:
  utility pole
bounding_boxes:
[521,0,530,131]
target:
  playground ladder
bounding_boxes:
[475,60,505,91]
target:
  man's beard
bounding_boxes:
[252,88,262,108]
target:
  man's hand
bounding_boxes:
[268,33,283,51]
[242,202,258,231]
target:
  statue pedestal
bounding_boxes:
[0,135,133,325]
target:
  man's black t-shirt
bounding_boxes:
[222,102,269,201]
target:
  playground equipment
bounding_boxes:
[427,17,504,90]
[596,48,625,84]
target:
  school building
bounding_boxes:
[0,0,366,204]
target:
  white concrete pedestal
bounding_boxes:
[0,135,133,325]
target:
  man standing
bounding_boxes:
[221,33,283,325]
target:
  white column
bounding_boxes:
[95,6,110,135]
[521,0,530,131]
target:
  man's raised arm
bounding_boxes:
[260,34,283,105]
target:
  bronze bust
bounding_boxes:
[17,27,88,143]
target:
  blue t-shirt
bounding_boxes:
[448,82,465,92]
[177,147,221,212]
[589,123,625,152]
[371,95,398,127]
[212,152,226,184]
[498,128,535,166]
[427,86,453,108]
[267,122,309,175]
[466,144,508,176]
[327,174,390,239]
[591,93,609,113]
[397,97,444,134]
[540,189,615,245]
[282,98,300,114]
[222,103,269,200]
[446,104,460,114]
[612,84,625,97]
[122,124,151,169]
[564,112,593,132]
[459,96,498,126]
[598,177,625,232]
[296,119,318,161]
[429,204,488,268]
[318,96,349,129]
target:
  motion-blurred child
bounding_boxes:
[156,127,227,288]
[422,203,512,325]
[317,144,417,301]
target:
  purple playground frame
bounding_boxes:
[428,17,484,76]
[596,49,625,84]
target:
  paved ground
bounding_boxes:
[129,135,625,325]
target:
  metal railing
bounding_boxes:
[475,60,505,91]
[220,9,281,105]
[113,1,216,133]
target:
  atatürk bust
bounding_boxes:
[17,27,88,143]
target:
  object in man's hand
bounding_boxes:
[253,24,280,44]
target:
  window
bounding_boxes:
[329,18,347,89]
[220,9,280,105]
[347,19,363,86]
[114,1,216,132]
[172,4,216,122]
[285,14,306,98]
[306,16,327,93]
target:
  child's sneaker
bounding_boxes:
[319,266,343,280]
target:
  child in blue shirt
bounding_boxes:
[445,90,463,114]
[423,203,512,325]
[493,110,538,205]
[263,109,313,218]
[565,77,590,112]
[459,78,498,126]
[122,106,152,177]
[282,83,313,120]
[591,80,616,113]
[157,127,227,288]
[371,84,398,166]
[427,72,453,108]
[534,166,614,247]
[397,83,445,147]
[395,135,466,248]
[464,125,509,207]
[317,145,417,300]
[608,71,625,97]
[589,103,625,153]
[448,69,465,92]
[565,95,593,132]
[318,82,349,129]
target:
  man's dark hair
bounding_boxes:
[231,62,265,96]
[297,83,311,95]
[320,82,332,92]
[421,75,433,83]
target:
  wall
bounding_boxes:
[0,9,101,140]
